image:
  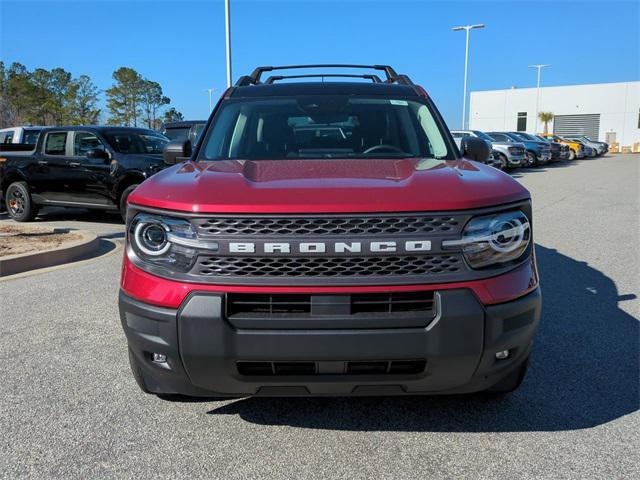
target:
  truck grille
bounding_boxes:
[195,254,464,278]
[193,215,465,237]
[227,291,435,317]
[236,360,427,376]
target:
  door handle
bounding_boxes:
[68,162,81,167]
[37,160,48,166]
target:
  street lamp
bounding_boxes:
[452,23,485,129]
[224,0,232,87]
[204,88,215,113]
[529,64,551,133]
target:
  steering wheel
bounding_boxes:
[362,144,405,155]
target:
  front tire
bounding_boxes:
[5,181,39,222]
[119,184,139,222]
[496,153,508,170]
[525,151,538,167]
[568,149,576,161]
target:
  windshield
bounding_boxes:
[163,127,190,141]
[514,132,537,141]
[472,131,494,142]
[104,131,169,154]
[198,96,452,160]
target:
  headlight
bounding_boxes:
[443,210,531,269]
[129,213,217,273]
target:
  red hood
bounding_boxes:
[129,158,529,213]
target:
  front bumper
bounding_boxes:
[119,287,542,396]
[506,153,523,166]
[539,151,552,163]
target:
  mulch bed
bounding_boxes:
[0,225,82,258]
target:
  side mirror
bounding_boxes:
[163,140,192,165]
[461,136,491,163]
[87,148,110,162]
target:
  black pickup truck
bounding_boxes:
[0,126,169,221]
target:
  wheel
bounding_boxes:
[5,181,39,222]
[525,151,538,167]
[568,149,576,160]
[119,184,139,222]
[496,153,508,170]
[128,348,151,394]
[487,356,530,393]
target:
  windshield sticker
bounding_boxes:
[390,100,408,106]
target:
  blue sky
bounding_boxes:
[1,0,638,127]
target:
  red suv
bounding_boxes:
[119,65,541,398]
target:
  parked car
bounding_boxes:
[531,134,568,161]
[0,126,44,145]
[451,130,524,170]
[566,137,597,157]
[162,120,206,146]
[0,126,169,221]
[562,135,607,156]
[538,133,585,160]
[487,132,551,167]
[119,64,541,399]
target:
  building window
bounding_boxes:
[517,112,527,132]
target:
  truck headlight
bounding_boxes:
[129,213,216,272]
[443,210,531,269]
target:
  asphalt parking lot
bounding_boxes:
[1,155,638,479]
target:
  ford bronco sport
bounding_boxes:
[119,65,541,398]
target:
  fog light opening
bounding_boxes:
[152,353,167,364]
[495,350,510,360]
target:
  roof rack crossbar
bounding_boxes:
[264,73,383,84]
[235,64,413,86]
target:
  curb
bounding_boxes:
[0,230,100,277]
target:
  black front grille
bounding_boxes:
[508,147,524,155]
[192,214,465,237]
[227,291,435,318]
[236,360,427,376]
[196,255,463,278]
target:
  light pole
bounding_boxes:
[529,64,551,133]
[452,24,485,129]
[204,88,215,113]
[224,0,232,87]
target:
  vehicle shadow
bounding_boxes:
[34,207,123,225]
[206,244,639,432]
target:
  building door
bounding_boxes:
[553,114,601,140]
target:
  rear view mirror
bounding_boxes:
[163,140,192,165]
[461,136,491,163]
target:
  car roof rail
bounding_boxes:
[235,64,414,86]
[264,73,383,84]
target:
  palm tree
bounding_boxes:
[538,111,554,134]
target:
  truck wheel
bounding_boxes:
[128,348,151,394]
[119,184,139,222]
[525,151,538,167]
[496,153,508,170]
[487,356,530,393]
[5,181,39,222]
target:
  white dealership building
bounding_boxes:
[469,81,640,149]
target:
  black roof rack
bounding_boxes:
[235,64,414,87]
[264,73,383,84]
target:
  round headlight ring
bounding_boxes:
[134,220,171,256]
[489,216,527,253]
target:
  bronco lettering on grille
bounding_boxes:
[227,240,432,255]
